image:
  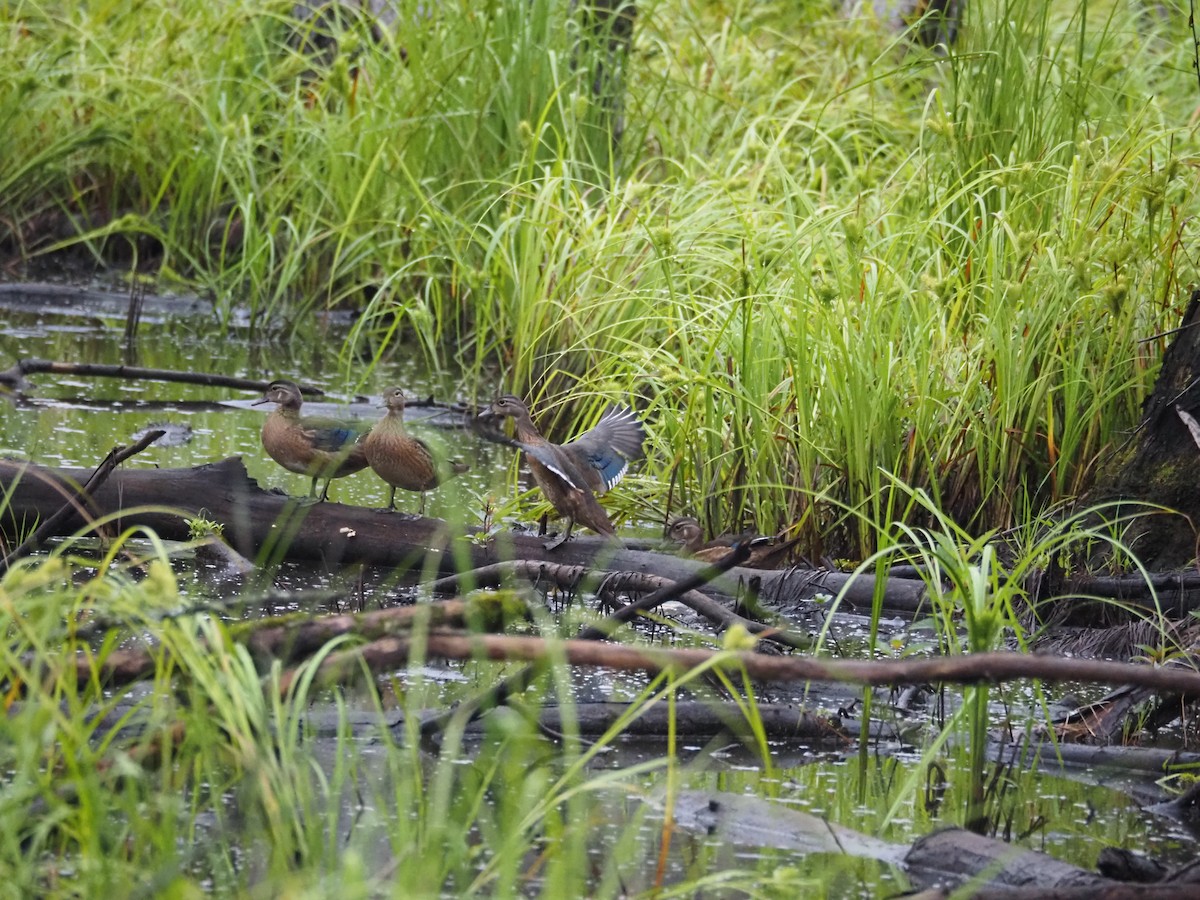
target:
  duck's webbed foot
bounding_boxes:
[543,520,573,551]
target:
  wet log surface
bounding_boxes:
[905,827,1114,891]
[903,827,1200,897]
[0,456,927,614]
[902,835,1200,899]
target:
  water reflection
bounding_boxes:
[0,291,508,515]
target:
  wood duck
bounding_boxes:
[477,394,646,549]
[364,387,469,513]
[666,516,798,568]
[254,379,368,502]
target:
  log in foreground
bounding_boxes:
[904,828,1121,896]
[0,428,164,573]
[669,794,1189,894]
[0,457,926,612]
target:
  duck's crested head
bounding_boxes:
[667,515,703,546]
[254,379,304,408]
[380,387,408,412]
[482,394,529,420]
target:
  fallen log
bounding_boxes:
[0,457,927,613]
[80,696,870,747]
[1005,738,1200,780]
[500,701,854,742]
[903,828,1200,898]
[0,357,321,396]
[425,559,815,651]
[0,428,163,573]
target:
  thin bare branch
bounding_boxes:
[0,428,165,572]
[316,631,1200,698]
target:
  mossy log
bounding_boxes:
[1084,290,1200,569]
[0,456,927,613]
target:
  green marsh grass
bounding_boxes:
[0,481,1129,893]
[6,0,1200,879]
[3,1,1193,553]
[0,528,690,895]
[0,444,1192,891]
[9,522,946,895]
[819,486,1187,833]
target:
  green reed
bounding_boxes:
[0,524,704,896]
[1,0,1193,554]
[820,487,1183,833]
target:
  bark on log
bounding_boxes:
[0,457,928,614]
[905,827,1113,892]
[904,827,1200,897]
[1085,290,1200,568]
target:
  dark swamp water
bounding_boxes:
[3,282,1199,896]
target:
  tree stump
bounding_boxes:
[1084,289,1200,569]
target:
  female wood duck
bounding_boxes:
[364,387,469,514]
[477,394,646,549]
[666,515,798,568]
[254,380,368,502]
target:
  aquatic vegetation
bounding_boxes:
[5,3,1199,893]
[2,489,1193,895]
[1,0,1184,558]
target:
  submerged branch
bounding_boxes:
[0,357,324,396]
[310,629,1200,698]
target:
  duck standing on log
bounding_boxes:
[364,387,470,514]
[476,394,646,549]
[254,379,368,502]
